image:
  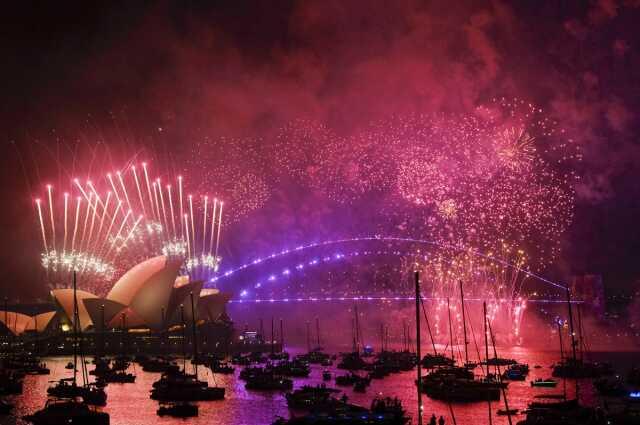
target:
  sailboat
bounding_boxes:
[419,292,503,402]
[151,292,224,402]
[518,289,605,425]
[25,271,109,425]
[268,317,289,361]
[419,293,454,369]
[337,306,367,370]
[101,314,135,383]
[552,288,611,378]
[296,318,330,364]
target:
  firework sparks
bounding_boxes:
[34,162,226,294]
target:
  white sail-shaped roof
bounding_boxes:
[0,311,33,335]
[51,289,98,331]
[27,311,57,333]
[106,255,183,330]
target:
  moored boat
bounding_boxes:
[157,402,198,418]
[530,378,557,388]
[23,398,109,425]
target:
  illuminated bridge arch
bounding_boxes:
[208,236,568,303]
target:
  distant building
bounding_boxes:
[570,274,605,315]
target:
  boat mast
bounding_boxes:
[483,301,492,424]
[557,320,567,401]
[577,304,585,361]
[459,281,469,366]
[354,304,361,353]
[316,317,321,349]
[306,321,311,353]
[121,312,126,359]
[72,270,78,387]
[420,297,438,355]
[565,287,578,362]
[487,319,513,425]
[414,271,423,425]
[189,292,198,379]
[270,317,274,355]
[180,304,186,373]
[33,314,38,355]
[161,307,166,355]
[402,321,406,351]
[100,304,105,357]
[447,297,454,360]
[280,318,284,351]
[351,316,357,353]
[3,297,7,354]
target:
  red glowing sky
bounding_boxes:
[1,1,640,298]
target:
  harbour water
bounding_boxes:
[4,347,635,425]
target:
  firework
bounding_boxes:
[34,163,225,294]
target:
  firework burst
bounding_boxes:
[34,163,226,295]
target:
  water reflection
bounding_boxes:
[6,347,631,425]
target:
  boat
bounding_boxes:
[335,372,369,387]
[3,352,50,375]
[481,357,517,366]
[296,350,331,365]
[47,380,107,406]
[231,354,252,366]
[531,378,557,388]
[272,360,311,377]
[151,373,225,401]
[552,289,612,379]
[272,396,409,425]
[336,351,368,370]
[420,374,501,402]
[421,353,455,368]
[285,385,341,410]
[497,408,519,416]
[101,370,136,383]
[503,364,529,381]
[152,370,207,389]
[239,365,266,380]
[141,357,179,373]
[245,372,293,391]
[23,398,109,425]
[13,358,50,375]
[25,272,111,425]
[152,293,225,401]
[157,402,198,418]
[552,358,612,379]
[209,361,235,374]
[269,351,290,361]
[47,272,108,405]
[89,360,111,376]
[376,350,415,372]
[516,398,607,425]
[420,298,510,403]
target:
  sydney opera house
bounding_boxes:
[0,256,235,355]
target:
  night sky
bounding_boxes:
[1,1,639,300]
